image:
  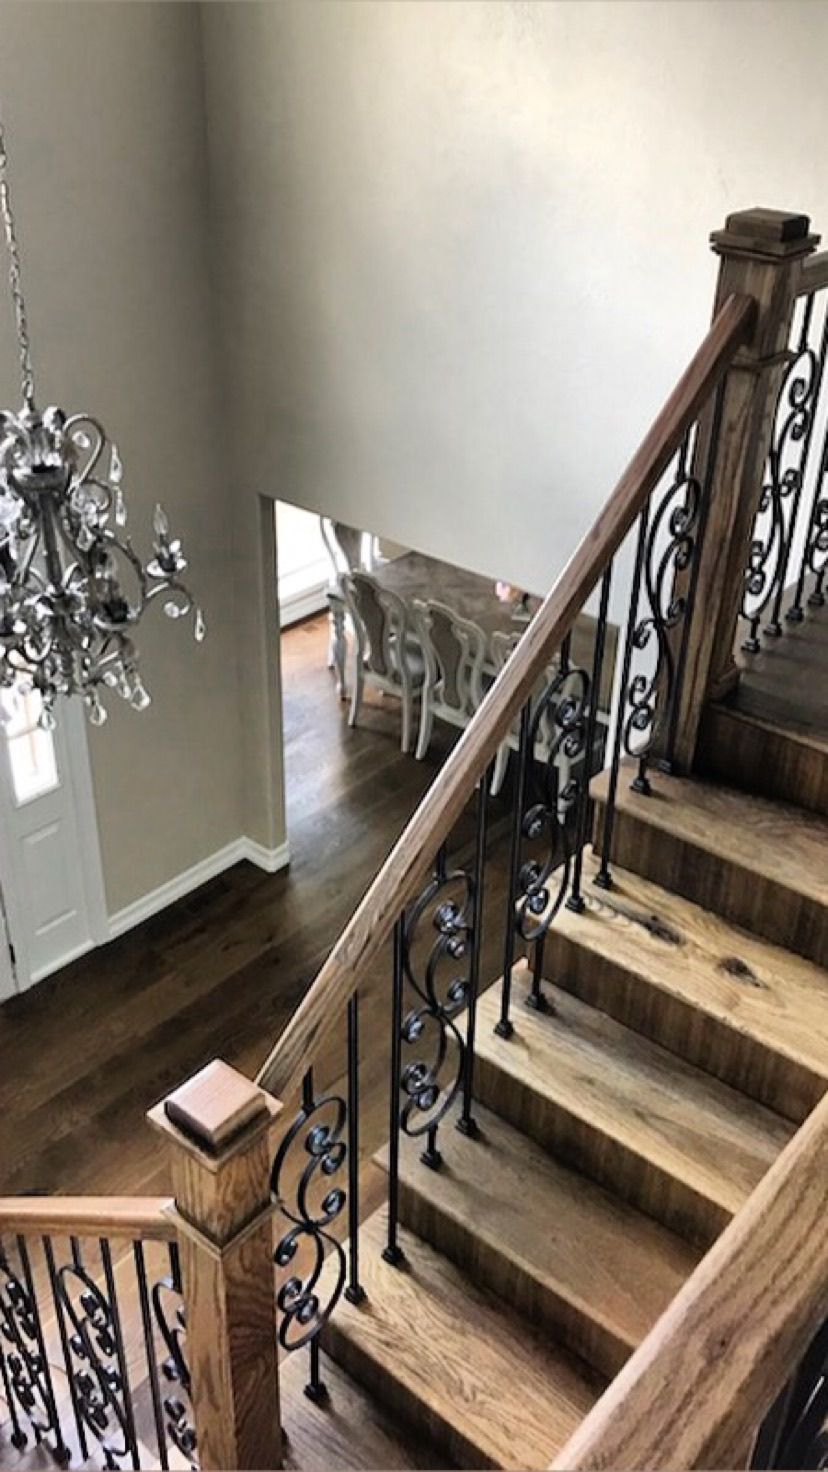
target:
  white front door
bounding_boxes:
[0,689,107,990]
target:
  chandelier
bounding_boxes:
[0,119,203,730]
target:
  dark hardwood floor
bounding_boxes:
[0,613,478,1199]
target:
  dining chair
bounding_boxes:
[411,600,487,761]
[342,572,424,753]
[489,631,567,797]
[319,519,365,698]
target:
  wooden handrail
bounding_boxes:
[550,1090,828,1471]
[798,248,828,296]
[257,291,756,1100]
[0,1195,176,1240]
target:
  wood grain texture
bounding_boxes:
[547,851,828,1122]
[670,208,817,767]
[257,293,755,1102]
[151,1064,283,1472]
[550,1089,828,1472]
[592,763,828,965]
[0,1195,176,1240]
[381,1101,699,1380]
[324,1207,603,1470]
[798,248,828,294]
[697,594,828,816]
[474,966,792,1246]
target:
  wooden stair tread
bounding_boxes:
[554,850,828,1090]
[591,764,828,907]
[475,966,793,1220]
[378,1101,699,1374]
[324,1207,602,1469]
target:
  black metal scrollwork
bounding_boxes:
[152,1246,197,1466]
[56,1252,136,1470]
[270,1072,347,1377]
[622,434,703,788]
[399,848,473,1167]
[751,1316,828,1470]
[0,1240,67,1461]
[742,305,820,650]
[512,657,590,950]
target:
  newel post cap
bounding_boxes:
[711,208,820,260]
[148,1058,282,1164]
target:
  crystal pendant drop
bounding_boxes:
[109,443,123,484]
[39,704,56,732]
[153,503,170,540]
[130,680,151,711]
[87,695,107,726]
[164,599,185,619]
[194,607,206,642]
[114,486,126,527]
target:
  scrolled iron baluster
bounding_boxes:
[511,653,591,989]
[0,1237,67,1462]
[399,845,474,1170]
[751,1315,828,1470]
[150,1242,197,1466]
[742,297,821,649]
[621,431,703,793]
[55,1241,138,1470]
[271,1068,348,1401]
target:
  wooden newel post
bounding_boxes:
[671,207,820,771]
[149,1060,284,1472]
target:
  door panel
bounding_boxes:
[0,690,105,987]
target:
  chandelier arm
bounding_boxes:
[0,118,36,411]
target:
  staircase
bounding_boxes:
[3,206,828,1472]
[320,711,828,1470]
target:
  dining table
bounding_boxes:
[369,549,618,707]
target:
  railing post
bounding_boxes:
[148,1060,283,1472]
[670,207,819,771]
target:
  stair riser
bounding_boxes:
[697,705,828,818]
[324,1319,498,1470]
[593,804,828,967]
[474,1052,730,1248]
[546,930,824,1125]
[396,1172,631,1380]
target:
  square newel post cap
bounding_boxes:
[711,208,820,261]
[148,1059,282,1166]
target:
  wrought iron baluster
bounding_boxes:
[383,916,406,1267]
[43,1234,89,1463]
[504,633,591,1012]
[0,1234,67,1462]
[619,426,707,794]
[496,700,532,1038]
[789,304,828,622]
[751,1314,828,1469]
[271,1064,347,1403]
[397,842,475,1171]
[56,1235,137,1470]
[742,292,823,650]
[568,564,613,913]
[133,1241,169,1471]
[345,992,365,1304]
[458,766,492,1137]
[152,1241,197,1465]
[596,500,650,889]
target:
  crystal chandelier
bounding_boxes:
[0,119,203,730]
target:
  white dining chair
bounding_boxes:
[319,518,384,698]
[411,600,487,760]
[342,572,425,753]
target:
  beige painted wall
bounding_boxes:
[0,2,285,915]
[201,0,828,600]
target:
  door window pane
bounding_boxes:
[0,689,59,804]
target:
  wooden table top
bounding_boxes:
[372,550,618,701]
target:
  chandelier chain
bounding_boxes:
[0,117,35,412]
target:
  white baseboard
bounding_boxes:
[108,835,291,939]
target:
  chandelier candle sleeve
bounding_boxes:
[0,117,203,728]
